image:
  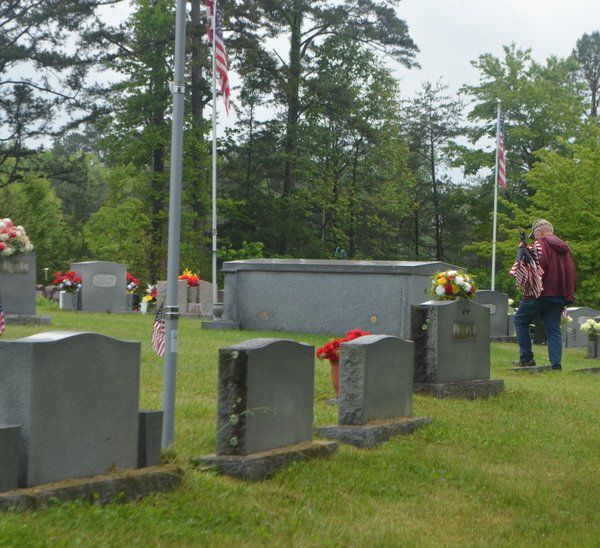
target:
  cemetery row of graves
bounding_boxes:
[0,220,599,542]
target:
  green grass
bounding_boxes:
[1,300,599,546]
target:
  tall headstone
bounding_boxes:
[317,335,432,447]
[0,332,140,487]
[475,290,511,339]
[71,261,128,313]
[0,252,49,324]
[411,299,504,399]
[198,338,337,480]
[564,307,600,348]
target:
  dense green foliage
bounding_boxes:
[0,2,598,305]
[0,305,598,545]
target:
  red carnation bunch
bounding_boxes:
[316,329,372,365]
[51,271,82,293]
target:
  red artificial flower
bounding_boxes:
[316,329,371,365]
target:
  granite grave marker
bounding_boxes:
[411,299,504,399]
[317,335,432,447]
[71,261,128,312]
[198,338,337,480]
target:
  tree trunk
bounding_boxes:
[281,6,303,254]
[430,138,442,261]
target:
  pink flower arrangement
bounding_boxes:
[0,218,34,256]
[316,329,372,365]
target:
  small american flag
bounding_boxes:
[206,0,230,113]
[509,239,544,298]
[497,111,507,188]
[0,300,5,337]
[152,301,166,357]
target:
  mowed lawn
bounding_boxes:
[0,301,599,546]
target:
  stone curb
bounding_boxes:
[414,379,505,399]
[0,466,183,512]
[574,367,600,374]
[316,416,433,448]
[194,440,338,481]
[508,366,553,373]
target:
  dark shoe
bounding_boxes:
[513,359,536,367]
[551,365,562,371]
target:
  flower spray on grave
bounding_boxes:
[316,329,371,397]
[126,273,141,294]
[431,270,477,301]
[51,271,82,293]
[178,268,200,287]
[580,318,600,336]
[0,218,34,256]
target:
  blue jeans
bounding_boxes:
[513,297,566,368]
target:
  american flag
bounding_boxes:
[0,300,5,337]
[152,301,166,357]
[206,0,230,113]
[497,111,507,188]
[509,239,544,298]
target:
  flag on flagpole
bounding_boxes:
[152,301,166,357]
[497,111,507,188]
[0,300,5,336]
[205,0,230,113]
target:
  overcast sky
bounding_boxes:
[98,0,598,125]
[395,0,597,97]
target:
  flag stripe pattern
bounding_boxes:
[152,301,166,357]
[0,301,5,336]
[498,112,507,188]
[206,0,230,113]
[509,241,543,298]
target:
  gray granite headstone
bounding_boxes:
[199,338,337,479]
[0,426,20,492]
[0,331,140,487]
[157,279,188,313]
[0,252,36,316]
[216,338,314,455]
[316,335,432,447]
[411,299,504,398]
[565,307,600,348]
[338,335,414,425]
[71,261,128,313]
[475,290,509,338]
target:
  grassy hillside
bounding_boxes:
[0,301,598,546]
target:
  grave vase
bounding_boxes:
[587,335,599,359]
[59,290,79,311]
[127,294,134,311]
[140,299,148,314]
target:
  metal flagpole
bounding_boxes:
[491,99,501,291]
[211,0,219,315]
[162,0,187,448]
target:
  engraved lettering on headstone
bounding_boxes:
[453,322,476,339]
[0,260,29,274]
[482,304,496,315]
[92,274,117,288]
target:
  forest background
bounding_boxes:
[1,0,598,306]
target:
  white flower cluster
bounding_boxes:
[580,318,600,336]
[0,218,34,256]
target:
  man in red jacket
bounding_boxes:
[513,219,577,370]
